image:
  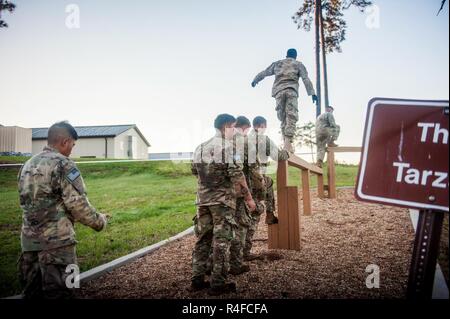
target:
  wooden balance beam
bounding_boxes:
[268,154,324,251]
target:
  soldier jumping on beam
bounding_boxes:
[251,48,318,153]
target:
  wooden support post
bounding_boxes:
[317,174,325,198]
[301,169,312,216]
[269,160,288,249]
[327,149,336,199]
[277,188,289,249]
[287,186,301,250]
[277,160,288,191]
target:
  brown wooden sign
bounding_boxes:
[355,98,449,212]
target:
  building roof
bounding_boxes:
[32,124,151,146]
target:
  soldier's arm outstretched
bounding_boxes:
[60,161,107,231]
[251,63,276,87]
[298,63,316,97]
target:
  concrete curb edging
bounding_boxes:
[80,226,194,283]
[4,226,194,299]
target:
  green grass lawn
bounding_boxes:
[0,155,137,164]
[0,160,198,297]
[0,159,358,297]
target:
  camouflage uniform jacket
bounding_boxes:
[18,146,106,252]
[316,112,338,132]
[232,131,254,226]
[191,132,246,210]
[248,130,289,175]
[233,131,259,187]
[252,58,316,97]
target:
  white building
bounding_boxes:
[32,124,150,159]
[0,125,32,154]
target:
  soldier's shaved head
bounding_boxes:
[214,114,236,130]
[286,48,297,59]
[235,116,251,128]
[252,116,267,127]
[47,121,78,145]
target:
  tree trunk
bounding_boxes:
[314,0,322,117]
[320,6,330,108]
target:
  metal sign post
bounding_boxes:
[407,209,444,299]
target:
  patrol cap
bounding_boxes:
[286,48,297,59]
[326,105,334,110]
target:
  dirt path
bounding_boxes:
[78,189,414,299]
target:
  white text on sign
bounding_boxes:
[417,123,448,144]
[392,122,448,189]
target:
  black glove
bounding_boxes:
[312,95,318,104]
[251,81,257,88]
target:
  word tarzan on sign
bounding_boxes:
[393,122,449,189]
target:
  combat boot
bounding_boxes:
[316,159,323,168]
[229,264,250,275]
[265,211,278,225]
[243,253,259,261]
[190,278,210,291]
[283,136,295,153]
[328,141,338,147]
[207,282,237,296]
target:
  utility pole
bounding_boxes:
[320,5,329,108]
[314,0,322,117]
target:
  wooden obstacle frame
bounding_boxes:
[268,146,362,251]
[268,154,324,251]
[326,146,362,199]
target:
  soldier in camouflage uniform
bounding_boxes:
[316,105,340,167]
[251,48,317,153]
[191,114,256,296]
[17,121,107,299]
[228,116,254,276]
[243,116,289,260]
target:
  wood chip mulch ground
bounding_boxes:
[78,189,415,299]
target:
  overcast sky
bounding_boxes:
[0,0,448,163]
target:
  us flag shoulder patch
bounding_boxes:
[66,167,81,182]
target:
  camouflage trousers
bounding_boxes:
[316,125,341,162]
[192,205,236,288]
[18,244,77,299]
[264,176,275,214]
[275,89,299,139]
[250,174,275,214]
[243,175,275,257]
[229,198,251,271]
[243,213,261,258]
